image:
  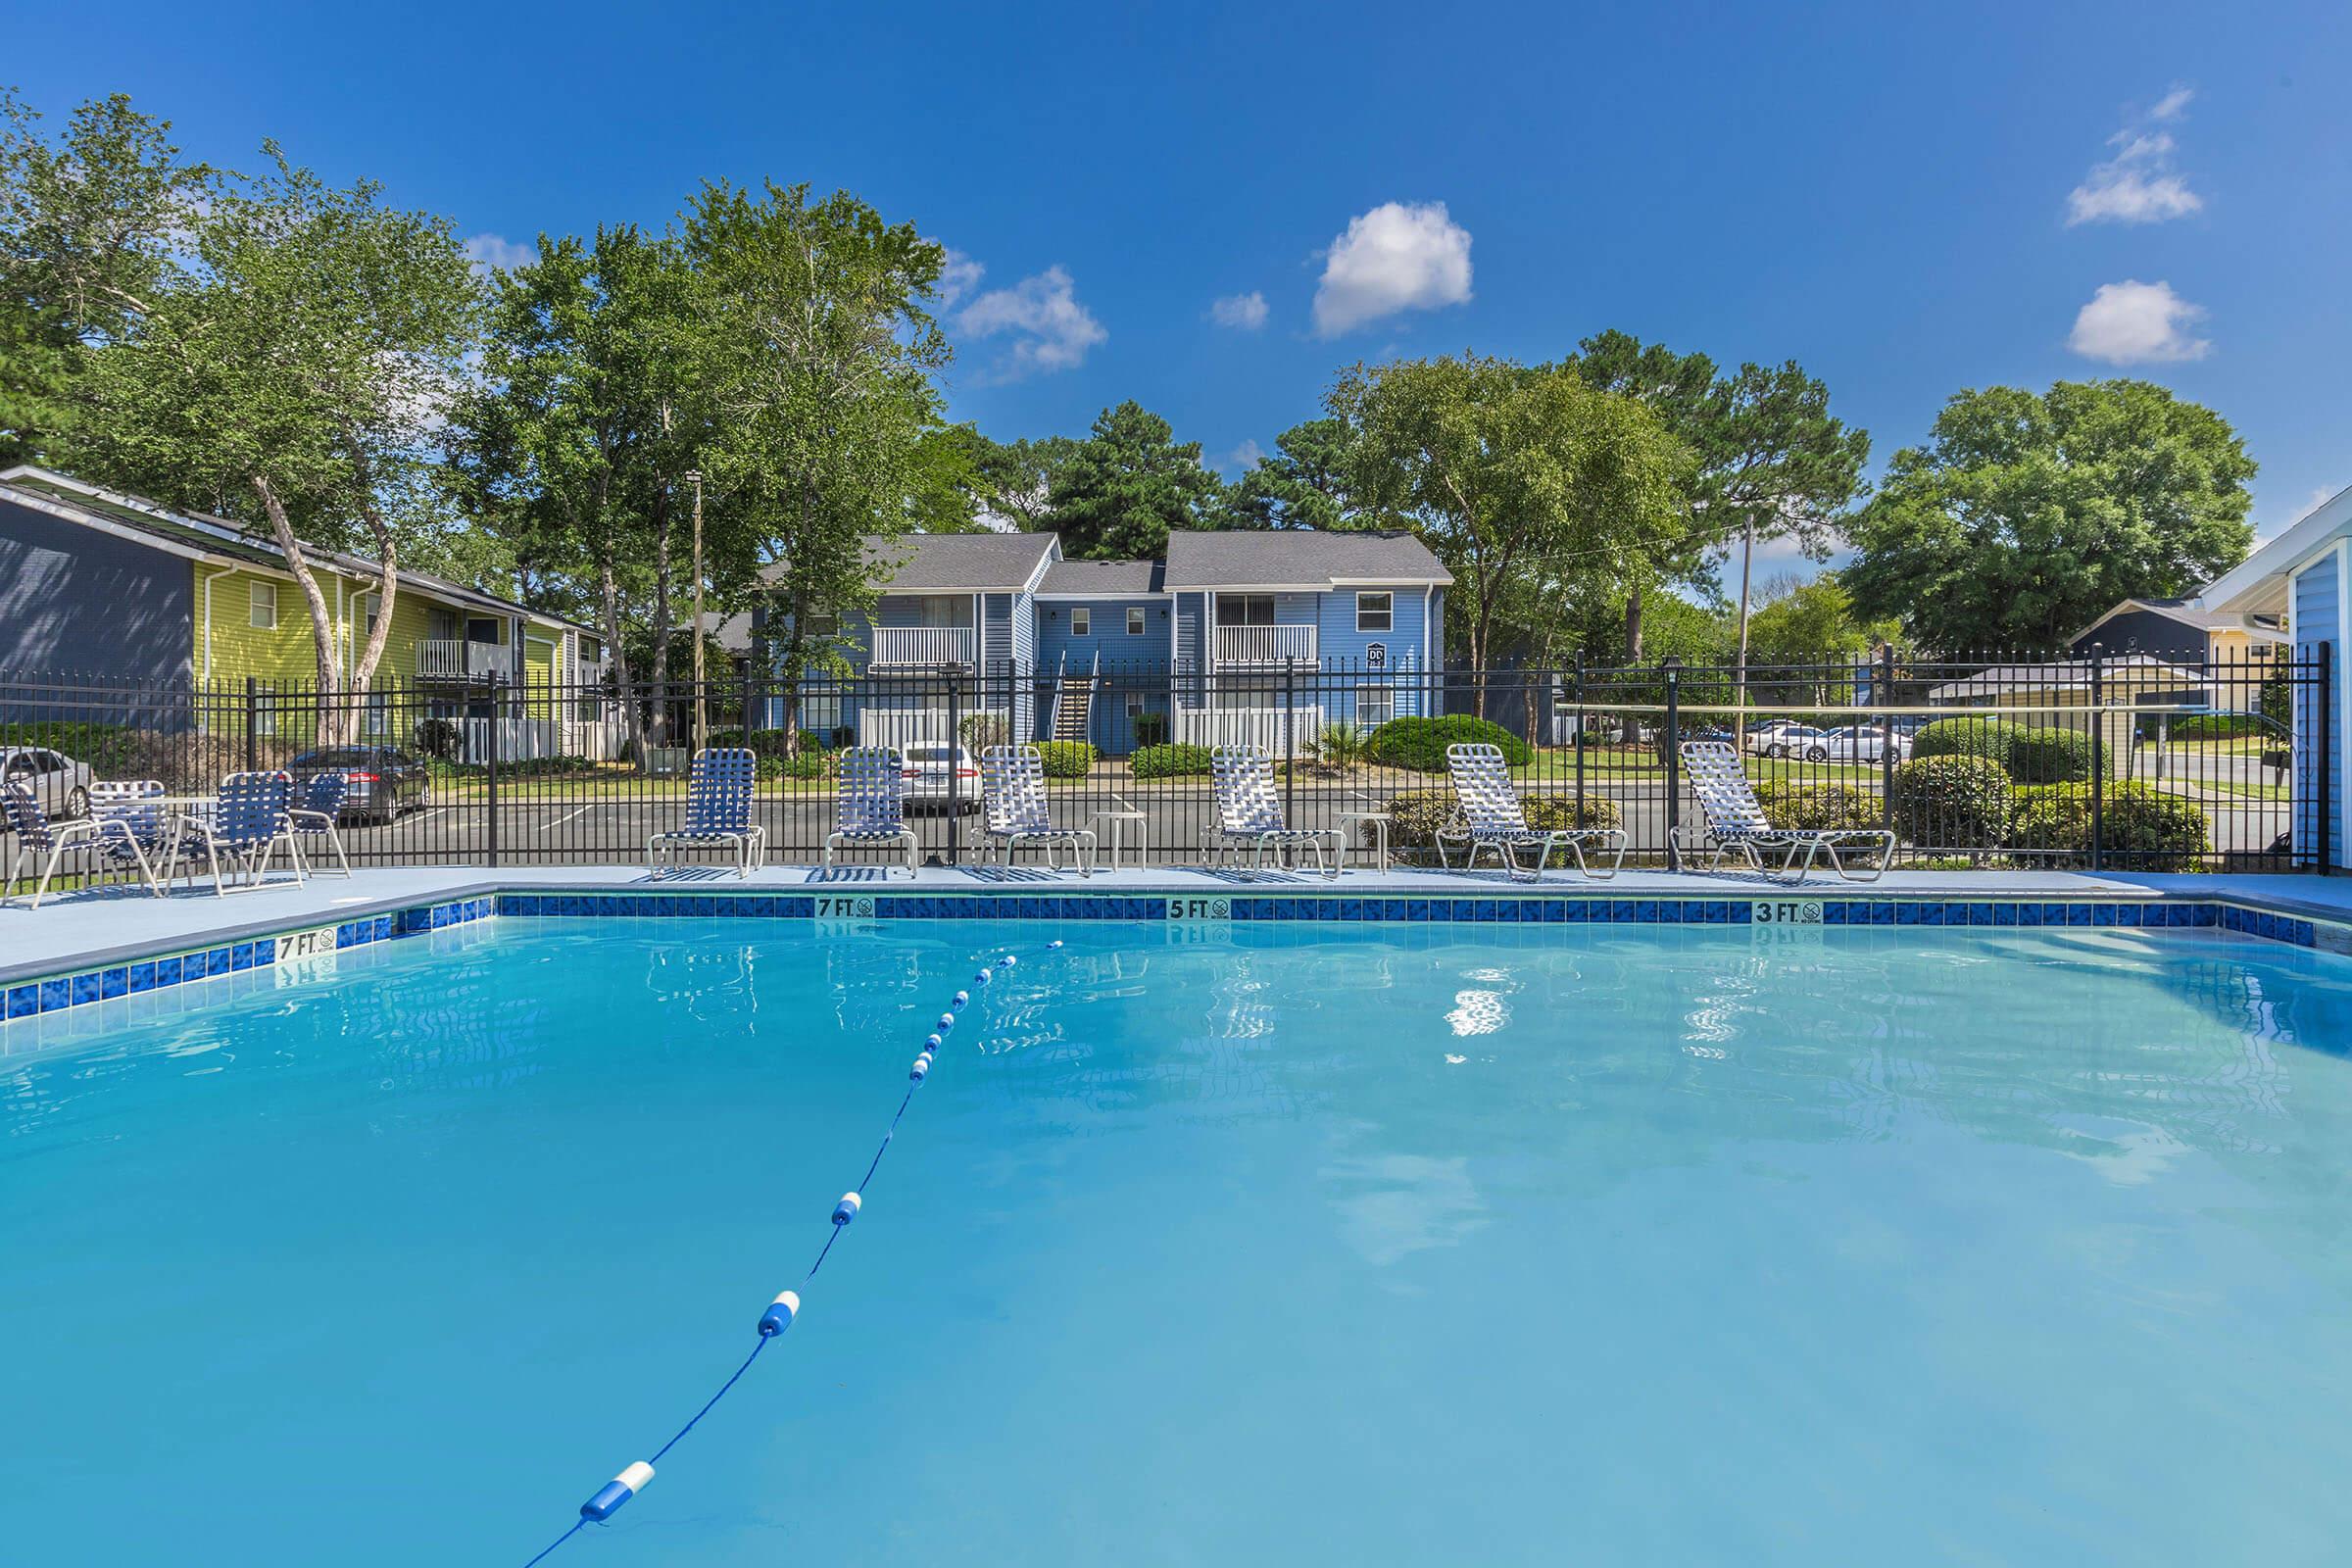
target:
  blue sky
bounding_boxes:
[8,0,2349,574]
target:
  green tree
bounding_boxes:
[0,90,216,467]
[1563,329,1869,681]
[1043,401,1225,560]
[949,427,1081,530]
[74,144,480,736]
[450,225,701,754]
[1222,416,1354,530]
[1843,380,2256,650]
[1743,574,1900,703]
[681,180,951,748]
[1327,354,1684,701]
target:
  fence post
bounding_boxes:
[1878,642,1897,836]
[945,672,961,865]
[1663,657,1683,870]
[2319,642,2333,876]
[1283,658,1298,825]
[1573,652,1587,822]
[2089,642,2105,871]
[486,679,501,868]
[243,676,259,772]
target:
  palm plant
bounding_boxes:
[1308,720,1371,768]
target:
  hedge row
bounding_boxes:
[1131,742,1214,779]
[1911,717,2095,783]
[1757,765,2210,868]
[1386,789,1622,865]
[1366,715,1531,772]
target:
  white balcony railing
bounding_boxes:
[869,625,976,667]
[1214,623,1317,666]
[417,638,509,678]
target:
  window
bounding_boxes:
[1356,591,1393,632]
[1356,686,1395,727]
[1216,594,1276,626]
[249,581,278,630]
[1127,606,1147,636]
[1125,691,1147,717]
[363,593,383,634]
[365,690,389,736]
[1070,607,1091,637]
[803,692,843,733]
[801,611,840,638]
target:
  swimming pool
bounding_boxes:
[8,915,2352,1565]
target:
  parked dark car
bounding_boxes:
[288,747,431,823]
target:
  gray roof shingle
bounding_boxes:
[1161,529,1450,589]
[1038,559,1164,595]
[858,531,1058,592]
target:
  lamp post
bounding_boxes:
[686,468,706,751]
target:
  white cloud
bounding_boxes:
[2067,95,2202,225]
[463,232,535,274]
[936,247,986,308]
[1311,200,1473,338]
[1208,290,1268,330]
[956,264,1106,379]
[2067,279,2211,364]
[1220,438,1264,473]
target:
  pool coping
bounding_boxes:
[5,864,2347,1035]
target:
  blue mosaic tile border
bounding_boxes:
[5,889,2331,1033]
[3,895,494,1026]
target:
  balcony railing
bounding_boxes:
[869,625,975,668]
[1214,623,1318,666]
[417,639,510,678]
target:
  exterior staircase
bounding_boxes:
[1051,650,1098,745]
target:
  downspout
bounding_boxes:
[199,564,238,681]
[1423,584,1435,714]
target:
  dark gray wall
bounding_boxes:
[2068,610,2203,662]
[0,497,194,682]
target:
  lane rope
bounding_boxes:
[516,938,1066,1564]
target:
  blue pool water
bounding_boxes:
[8,917,2352,1565]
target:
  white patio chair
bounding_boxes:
[823,746,919,874]
[649,747,766,877]
[1204,746,1343,878]
[979,746,1094,874]
[1671,739,1893,882]
[3,780,168,906]
[1442,743,1626,881]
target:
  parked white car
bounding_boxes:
[1812,725,1912,763]
[1744,722,1828,759]
[900,743,981,813]
[0,746,94,818]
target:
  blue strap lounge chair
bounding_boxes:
[163,770,302,896]
[822,747,919,874]
[649,748,766,877]
[979,746,1094,875]
[1442,743,1625,881]
[2,780,168,907]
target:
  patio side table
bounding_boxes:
[1335,810,1392,872]
[1093,808,1147,871]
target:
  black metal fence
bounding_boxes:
[0,644,2328,877]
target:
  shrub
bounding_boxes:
[1308,720,1372,767]
[1130,742,1213,780]
[1131,710,1169,747]
[1366,714,1531,772]
[1888,755,2011,852]
[1752,780,1883,832]
[1911,716,2013,767]
[959,711,1010,752]
[2011,782,2208,870]
[1035,741,1096,778]
[2004,725,2094,784]
[759,751,834,782]
[2166,713,2267,742]
[1386,788,1620,865]
[415,717,462,761]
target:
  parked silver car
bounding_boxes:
[1812,725,1912,763]
[1744,722,1828,759]
[0,746,94,818]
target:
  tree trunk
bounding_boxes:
[251,474,343,749]
[347,496,402,751]
[598,551,646,764]
[1625,582,1644,664]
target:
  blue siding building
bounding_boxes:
[758,528,1451,755]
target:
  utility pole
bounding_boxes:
[687,467,707,751]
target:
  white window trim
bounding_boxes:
[1126,606,1147,636]
[1070,607,1091,637]
[248,580,278,630]
[1356,590,1393,633]
[1356,685,1396,726]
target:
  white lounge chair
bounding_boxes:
[650,747,765,877]
[823,746,919,874]
[1443,743,1625,881]
[1672,739,1893,882]
[1204,746,1343,878]
[3,780,168,906]
[979,746,1094,874]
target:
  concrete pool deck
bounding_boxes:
[5,860,2343,994]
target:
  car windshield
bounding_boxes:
[294,750,373,766]
[906,746,958,763]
